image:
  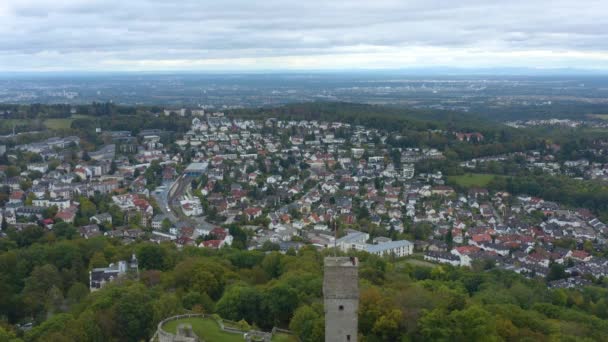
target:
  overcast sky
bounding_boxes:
[1,0,607,72]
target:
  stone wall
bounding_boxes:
[324,257,359,342]
[151,313,299,342]
[155,314,205,342]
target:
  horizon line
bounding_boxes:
[0,66,607,77]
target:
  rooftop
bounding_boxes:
[366,240,413,253]
[185,162,208,172]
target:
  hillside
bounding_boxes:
[1,233,608,341]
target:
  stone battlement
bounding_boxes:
[324,256,359,267]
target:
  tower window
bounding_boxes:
[347,335,351,341]
[339,305,344,311]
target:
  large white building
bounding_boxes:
[27,163,49,173]
[336,230,414,257]
[401,164,415,179]
[89,255,138,292]
[32,198,71,210]
[184,162,209,177]
[180,197,203,217]
[367,240,414,257]
[336,230,369,252]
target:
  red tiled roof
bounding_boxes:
[570,250,590,259]
[10,191,24,200]
[471,234,492,243]
[210,227,227,239]
[455,246,480,255]
[56,211,76,220]
[244,207,262,215]
[201,240,222,248]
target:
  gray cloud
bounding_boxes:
[0,0,607,71]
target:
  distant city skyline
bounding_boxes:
[0,0,607,72]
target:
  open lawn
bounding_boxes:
[582,127,608,134]
[163,317,243,342]
[162,317,298,342]
[44,114,91,130]
[0,114,92,131]
[448,173,497,188]
[44,118,74,130]
[399,258,439,269]
[394,255,439,270]
[0,119,32,130]
[272,333,299,342]
[589,114,608,120]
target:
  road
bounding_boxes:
[152,174,195,225]
[152,174,215,235]
[151,179,179,224]
[156,175,315,235]
[490,204,504,225]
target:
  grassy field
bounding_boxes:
[0,114,92,131]
[162,317,298,342]
[448,173,497,188]
[44,114,91,130]
[399,258,439,269]
[163,317,243,342]
[271,333,299,342]
[581,127,608,134]
[0,119,34,131]
[589,114,608,120]
[43,118,74,130]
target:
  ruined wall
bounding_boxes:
[151,314,299,342]
[155,314,202,342]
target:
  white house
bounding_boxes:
[366,240,414,257]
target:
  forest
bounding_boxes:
[1,226,608,341]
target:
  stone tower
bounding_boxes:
[324,256,359,342]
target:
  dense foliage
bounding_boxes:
[1,228,608,341]
[486,175,608,222]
